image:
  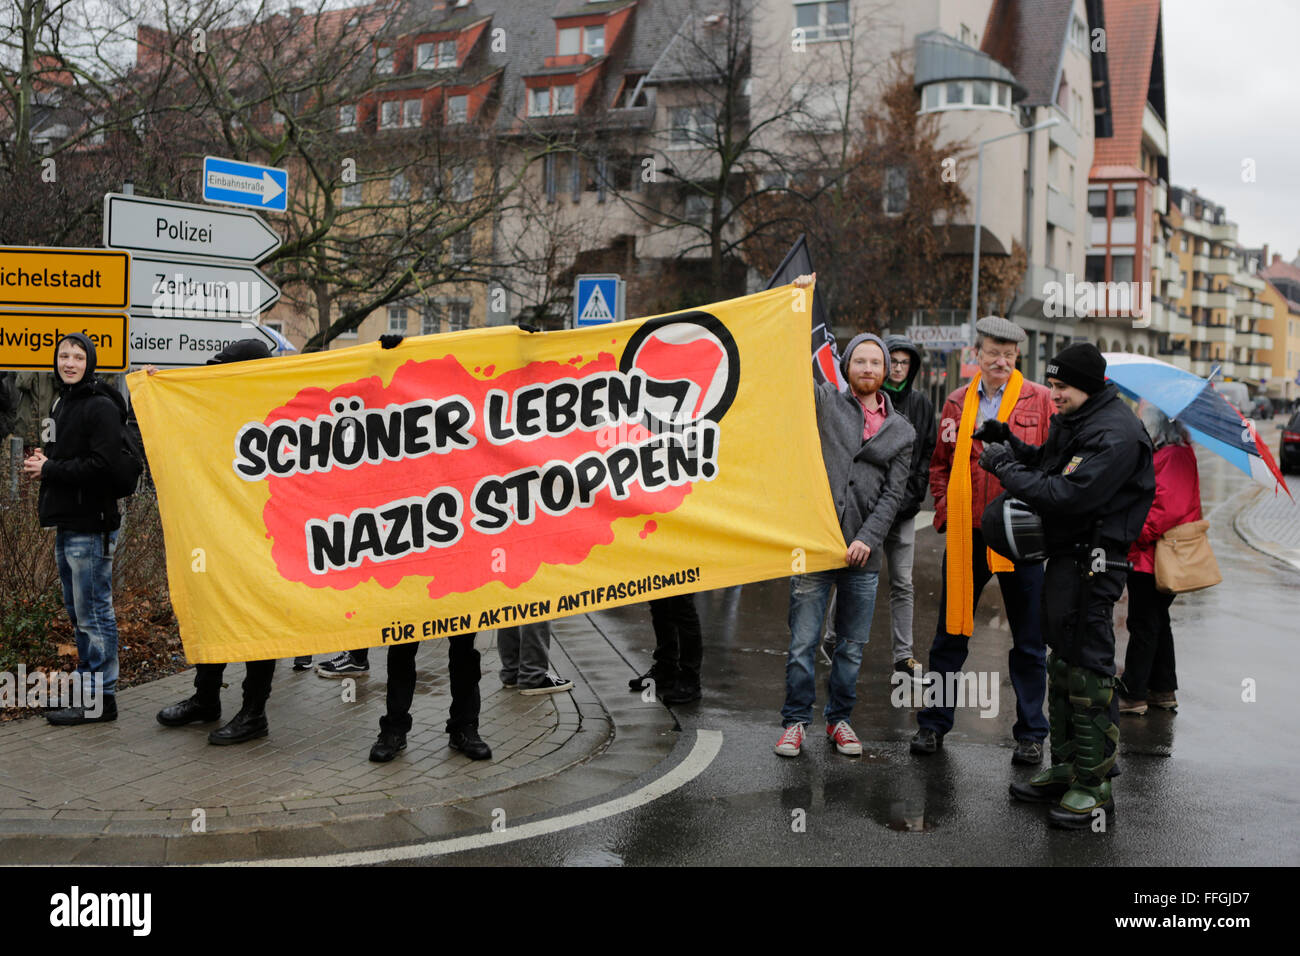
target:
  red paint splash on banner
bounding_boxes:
[259,353,696,597]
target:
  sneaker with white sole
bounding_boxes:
[518,675,574,696]
[827,720,863,755]
[316,652,369,678]
[774,722,806,757]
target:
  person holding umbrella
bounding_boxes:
[1119,404,1201,715]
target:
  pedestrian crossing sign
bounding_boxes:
[575,274,623,327]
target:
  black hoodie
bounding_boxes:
[881,335,937,521]
[37,332,124,531]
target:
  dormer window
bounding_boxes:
[558,27,580,55]
[376,44,393,74]
[529,84,575,117]
[447,94,468,123]
[439,39,457,67]
[557,24,605,57]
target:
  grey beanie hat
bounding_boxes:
[839,332,890,382]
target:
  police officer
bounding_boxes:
[975,343,1154,828]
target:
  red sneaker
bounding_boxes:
[827,720,863,755]
[774,723,806,757]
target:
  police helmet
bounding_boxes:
[981,494,1046,563]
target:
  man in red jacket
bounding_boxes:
[911,316,1055,764]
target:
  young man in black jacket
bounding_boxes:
[23,333,124,724]
[977,343,1154,828]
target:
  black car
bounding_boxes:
[1280,412,1300,475]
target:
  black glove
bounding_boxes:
[978,441,1015,475]
[973,419,1011,444]
[517,322,541,333]
[379,334,405,349]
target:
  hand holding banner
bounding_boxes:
[128,287,846,663]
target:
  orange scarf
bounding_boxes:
[944,369,1023,636]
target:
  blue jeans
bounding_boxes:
[782,567,879,727]
[55,530,119,698]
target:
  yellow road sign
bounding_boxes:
[0,246,130,310]
[0,311,129,371]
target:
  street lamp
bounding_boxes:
[969,117,1061,327]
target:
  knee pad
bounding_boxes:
[1068,665,1114,709]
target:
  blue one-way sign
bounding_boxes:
[202,156,289,212]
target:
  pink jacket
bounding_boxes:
[1127,443,1202,574]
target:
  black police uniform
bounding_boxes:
[983,382,1154,825]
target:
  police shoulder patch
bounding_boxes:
[1062,455,1084,475]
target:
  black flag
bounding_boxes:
[765,235,844,388]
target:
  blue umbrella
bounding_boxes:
[1103,353,1290,497]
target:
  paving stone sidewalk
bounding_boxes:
[1234,483,1300,571]
[0,615,678,864]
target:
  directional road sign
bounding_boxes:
[574,274,624,327]
[203,156,288,212]
[128,315,280,368]
[0,246,129,310]
[103,194,282,262]
[129,255,280,318]
[0,310,129,371]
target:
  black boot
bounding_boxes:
[207,699,268,745]
[662,668,702,705]
[628,662,677,692]
[449,725,492,760]
[369,728,407,763]
[157,695,221,727]
[47,695,117,725]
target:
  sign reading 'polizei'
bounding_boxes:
[103,194,282,262]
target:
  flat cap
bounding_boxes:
[974,315,1026,344]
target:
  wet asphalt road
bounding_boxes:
[396,433,1299,866]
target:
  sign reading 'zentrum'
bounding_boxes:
[102,194,282,262]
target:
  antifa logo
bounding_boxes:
[618,313,740,433]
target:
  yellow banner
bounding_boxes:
[128,287,845,663]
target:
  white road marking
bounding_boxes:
[214,729,725,867]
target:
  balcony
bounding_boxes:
[1188,289,1208,307]
[1190,359,1216,378]
[1203,324,1236,346]
[1204,257,1235,276]
[1163,256,1181,282]
[1238,362,1270,381]
[1206,220,1238,243]
[1233,297,1272,320]
[1190,254,1212,273]
[1203,290,1235,311]
[1046,186,1074,231]
[1240,331,1273,351]
[1164,277,1185,301]
[1169,353,1192,372]
[1234,272,1266,292]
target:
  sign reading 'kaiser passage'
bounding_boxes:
[127,287,845,664]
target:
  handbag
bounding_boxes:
[1153,519,1221,594]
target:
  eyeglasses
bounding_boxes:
[890,358,910,367]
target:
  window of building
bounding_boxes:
[338,104,356,131]
[794,1,850,41]
[1114,188,1136,217]
[1085,255,1106,282]
[554,84,575,114]
[1070,15,1088,52]
[451,231,471,263]
[387,304,407,333]
[376,45,393,74]
[585,25,605,55]
[530,87,550,117]
[558,27,581,55]
[670,105,717,146]
[543,153,557,202]
[960,23,972,45]
[403,99,422,127]
[923,84,940,110]
[439,39,457,67]
[685,193,709,223]
[614,73,650,108]
[447,94,468,123]
[417,42,436,69]
[529,85,575,116]
[341,182,362,207]
[389,172,409,200]
[1112,255,1135,283]
[447,300,471,331]
[998,84,1011,109]
[883,166,908,216]
[271,109,286,126]
[421,305,439,335]
[450,165,474,201]
[945,81,965,106]
[971,80,990,106]
[380,100,400,128]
